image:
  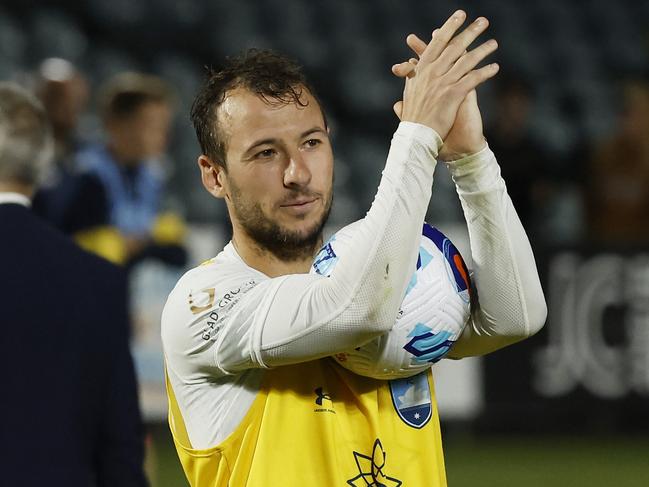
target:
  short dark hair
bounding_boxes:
[98,72,174,122]
[191,48,326,167]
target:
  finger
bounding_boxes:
[433,16,490,74]
[391,61,417,78]
[393,100,404,119]
[447,39,498,82]
[406,33,427,58]
[419,9,467,65]
[456,63,500,93]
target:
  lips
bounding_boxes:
[280,198,317,207]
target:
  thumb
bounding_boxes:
[393,100,404,120]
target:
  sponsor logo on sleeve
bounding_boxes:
[191,280,258,340]
[200,311,220,341]
[189,288,215,314]
[312,237,338,276]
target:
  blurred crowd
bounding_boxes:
[21,60,649,268]
[483,71,649,248]
[1,0,647,250]
[31,60,187,269]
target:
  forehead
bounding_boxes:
[117,101,171,125]
[217,87,325,151]
[136,100,171,115]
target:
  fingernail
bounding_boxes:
[453,9,465,19]
[476,17,486,25]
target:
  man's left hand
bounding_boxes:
[392,29,492,160]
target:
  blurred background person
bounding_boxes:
[31,57,94,233]
[0,81,148,487]
[69,72,187,269]
[587,75,649,245]
[34,57,88,168]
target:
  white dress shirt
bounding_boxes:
[0,192,31,207]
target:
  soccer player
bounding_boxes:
[162,10,546,486]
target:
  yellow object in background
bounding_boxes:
[153,212,186,246]
[75,226,127,264]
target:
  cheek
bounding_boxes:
[230,167,279,210]
[310,152,334,189]
[142,125,164,145]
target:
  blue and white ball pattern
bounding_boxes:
[311,221,472,379]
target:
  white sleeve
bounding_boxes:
[444,145,548,358]
[162,122,442,376]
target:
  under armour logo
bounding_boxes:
[314,387,332,406]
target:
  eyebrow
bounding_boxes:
[244,126,327,154]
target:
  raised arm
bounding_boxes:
[444,145,547,357]
[391,13,546,358]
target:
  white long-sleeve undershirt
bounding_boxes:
[445,145,547,358]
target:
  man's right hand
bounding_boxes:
[399,10,498,140]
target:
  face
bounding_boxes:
[41,75,89,135]
[108,101,172,162]
[201,87,334,261]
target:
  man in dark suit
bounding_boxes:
[0,83,148,485]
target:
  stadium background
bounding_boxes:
[2,0,648,485]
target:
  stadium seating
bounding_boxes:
[0,0,646,229]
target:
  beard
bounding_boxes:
[228,181,333,262]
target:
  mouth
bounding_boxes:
[280,198,318,208]
[279,197,319,215]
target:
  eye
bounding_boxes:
[303,138,322,149]
[254,148,276,159]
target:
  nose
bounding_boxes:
[283,152,312,188]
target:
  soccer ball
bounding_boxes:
[311,221,471,379]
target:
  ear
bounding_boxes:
[198,155,228,199]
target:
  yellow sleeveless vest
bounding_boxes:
[167,359,447,486]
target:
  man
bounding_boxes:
[0,82,148,486]
[31,58,92,233]
[162,10,546,486]
[57,72,186,268]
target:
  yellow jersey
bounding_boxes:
[167,358,446,486]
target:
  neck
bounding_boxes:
[231,226,320,278]
[0,181,34,198]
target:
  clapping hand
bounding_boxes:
[393,10,498,160]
